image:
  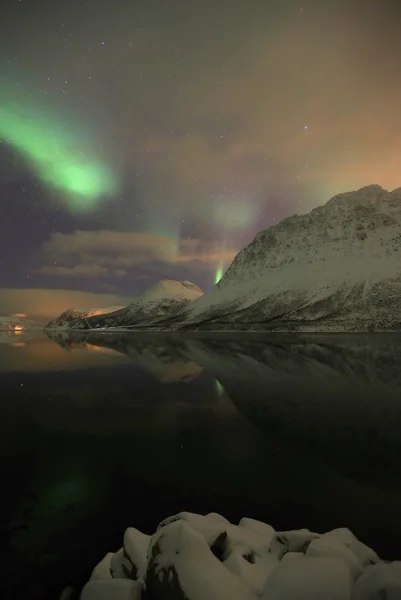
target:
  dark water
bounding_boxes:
[1,330,401,599]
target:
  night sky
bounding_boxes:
[1,0,401,320]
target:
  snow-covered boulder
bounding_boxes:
[306,538,364,580]
[90,552,114,581]
[157,511,230,545]
[110,548,136,580]
[261,555,353,600]
[80,579,142,600]
[348,540,380,568]
[146,519,256,600]
[320,528,358,548]
[123,527,150,581]
[223,543,278,596]
[81,512,400,600]
[269,529,319,559]
[352,562,401,599]
[238,517,275,540]
[108,529,151,582]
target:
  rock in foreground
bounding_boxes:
[80,512,401,599]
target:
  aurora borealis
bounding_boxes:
[1,0,401,319]
[0,90,119,210]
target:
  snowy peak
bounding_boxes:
[106,280,203,327]
[326,184,386,206]
[219,184,400,285]
[139,280,203,303]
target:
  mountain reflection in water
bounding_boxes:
[1,332,401,598]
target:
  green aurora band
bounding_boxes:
[215,264,224,284]
[0,100,119,211]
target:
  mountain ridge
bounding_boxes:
[45,306,124,329]
[159,185,401,331]
[48,280,203,330]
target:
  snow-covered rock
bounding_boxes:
[306,538,364,579]
[223,544,278,595]
[164,185,401,331]
[82,511,400,600]
[157,511,232,545]
[110,548,136,580]
[269,529,320,558]
[80,579,142,600]
[320,528,358,548]
[68,280,203,330]
[238,518,275,540]
[158,511,273,559]
[107,529,151,583]
[352,562,401,599]
[261,556,353,600]
[123,527,150,581]
[348,540,380,568]
[147,519,256,600]
[90,552,114,581]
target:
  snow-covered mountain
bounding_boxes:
[165,185,401,331]
[67,280,203,330]
[45,306,124,329]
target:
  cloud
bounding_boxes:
[0,288,132,322]
[37,230,237,276]
[33,264,129,279]
[42,230,175,259]
[5,0,401,232]
[33,264,110,278]
[136,274,150,280]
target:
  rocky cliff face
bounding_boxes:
[68,280,203,330]
[168,185,401,331]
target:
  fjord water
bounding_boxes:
[1,332,401,598]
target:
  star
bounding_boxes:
[0,0,400,312]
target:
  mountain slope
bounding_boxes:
[68,280,203,330]
[45,306,124,329]
[166,185,401,331]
